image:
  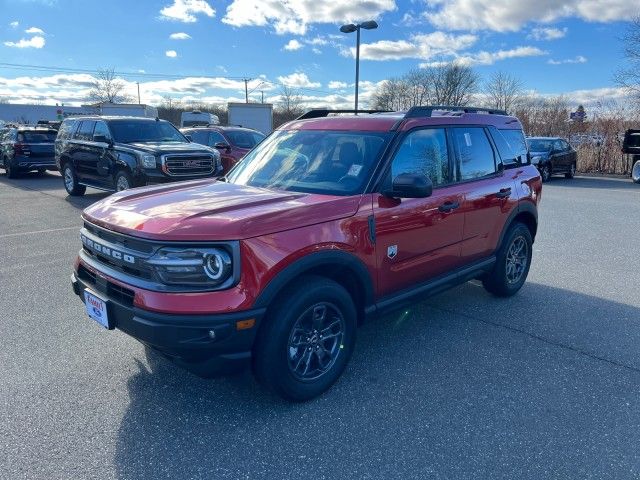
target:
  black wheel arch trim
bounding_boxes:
[253,250,375,312]
[498,202,538,249]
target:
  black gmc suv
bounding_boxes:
[55,116,222,195]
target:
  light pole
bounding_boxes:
[340,20,378,113]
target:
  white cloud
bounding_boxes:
[529,27,567,40]
[222,0,396,35]
[420,46,546,67]
[347,31,477,61]
[169,32,192,40]
[25,27,45,34]
[423,0,628,32]
[307,36,328,46]
[312,47,322,54]
[277,72,321,88]
[160,0,215,22]
[4,36,46,48]
[10,21,19,28]
[165,50,178,57]
[284,39,303,51]
[328,81,348,89]
[548,55,587,65]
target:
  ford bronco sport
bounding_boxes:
[71,106,542,401]
[56,116,222,195]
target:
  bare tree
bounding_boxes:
[277,85,304,115]
[430,63,479,106]
[88,67,132,104]
[484,71,523,113]
[614,16,640,103]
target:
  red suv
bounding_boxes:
[181,126,265,174]
[72,106,541,401]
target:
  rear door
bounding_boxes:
[73,120,97,181]
[19,130,57,163]
[551,139,567,172]
[452,126,517,263]
[373,127,466,296]
[562,139,576,170]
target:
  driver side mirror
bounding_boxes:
[93,134,111,145]
[385,173,433,198]
[214,141,231,151]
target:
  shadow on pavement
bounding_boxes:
[550,175,637,190]
[114,282,640,479]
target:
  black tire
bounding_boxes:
[565,162,576,179]
[252,275,357,402]
[114,170,134,192]
[483,222,533,297]
[540,163,551,182]
[632,160,640,184]
[62,163,86,196]
[5,158,18,179]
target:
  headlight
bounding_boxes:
[147,247,233,287]
[140,154,156,168]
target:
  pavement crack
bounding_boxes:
[431,304,640,375]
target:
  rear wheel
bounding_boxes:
[483,222,533,297]
[252,276,357,401]
[114,170,133,192]
[632,160,640,184]
[565,163,576,179]
[63,163,86,196]
[5,158,18,179]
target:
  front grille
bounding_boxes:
[77,265,135,306]
[163,154,215,176]
[84,222,154,254]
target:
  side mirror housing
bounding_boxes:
[93,134,110,144]
[385,173,433,198]
[214,141,231,151]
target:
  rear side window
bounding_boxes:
[93,121,112,141]
[452,127,496,180]
[499,128,528,164]
[75,121,96,141]
[390,128,450,187]
[57,120,77,140]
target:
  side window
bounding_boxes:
[561,140,570,151]
[57,121,74,140]
[552,140,563,152]
[75,121,96,141]
[489,127,517,166]
[92,122,111,141]
[499,128,528,164]
[452,127,496,180]
[390,128,450,187]
[189,130,207,145]
[208,131,226,146]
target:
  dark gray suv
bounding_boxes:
[55,116,222,196]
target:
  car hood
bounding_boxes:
[118,142,216,155]
[82,180,362,241]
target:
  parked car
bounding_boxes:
[621,129,640,184]
[181,125,265,173]
[71,106,541,401]
[0,126,58,178]
[55,116,222,196]
[526,136,577,182]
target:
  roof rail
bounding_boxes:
[296,109,391,120]
[404,105,508,118]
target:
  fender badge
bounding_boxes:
[387,245,398,259]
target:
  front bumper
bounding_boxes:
[71,270,265,377]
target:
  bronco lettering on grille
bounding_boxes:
[81,234,135,264]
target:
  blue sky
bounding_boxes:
[0,0,633,108]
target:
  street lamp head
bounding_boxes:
[340,23,358,33]
[360,20,378,30]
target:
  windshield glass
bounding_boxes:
[109,120,187,143]
[226,130,265,149]
[527,139,553,151]
[226,130,391,195]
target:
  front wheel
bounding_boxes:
[252,276,357,401]
[540,164,551,182]
[114,170,133,192]
[483,222,533,297]
[632,160,640,184]
[5,158,18,179]
[62,163,86,196]
[565,163,576,179]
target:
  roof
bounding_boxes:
[527,136,561,140]
[283,110,523,132]
[181,125,263,133]
[62,116,164,122]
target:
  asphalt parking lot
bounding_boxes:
[2,172,640,479]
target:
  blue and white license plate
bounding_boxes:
[84,290,110,329]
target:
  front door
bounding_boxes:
[373,127,465,297]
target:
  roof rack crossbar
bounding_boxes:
[404,105,508,119]
[296,109,391,120]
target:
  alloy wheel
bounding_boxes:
[287,302,345,382]
[64,167,75,191]
[505,236,528,285]
[116,176,130,191]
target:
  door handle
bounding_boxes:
[495,188,511,199]
[438,201,460,213]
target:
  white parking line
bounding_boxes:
[0,226,79,239]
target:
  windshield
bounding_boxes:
[226,130,265,149]
[108,120,187,144]
[527,139,553,151]
[226,130,391,195]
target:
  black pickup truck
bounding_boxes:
[55,116,223,195]
[622,129,640,184]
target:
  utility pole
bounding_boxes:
[261,91,264,104]
[136,82,141,104]
[244,79,249,103]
